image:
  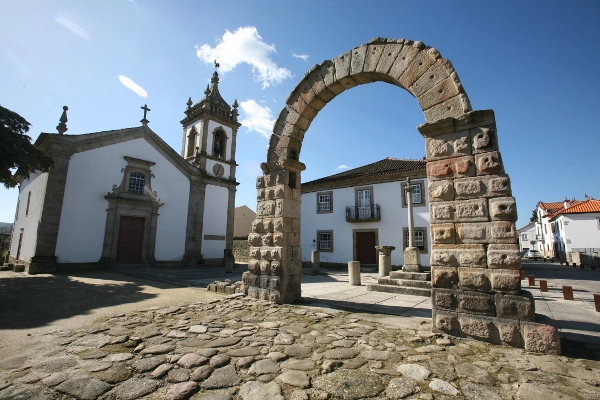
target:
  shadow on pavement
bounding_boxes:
[0,271,159,330]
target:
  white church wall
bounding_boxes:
[202,184,229,260]
[205,158,231,178]
[301,179,430,267]
[10,171,48,261]
[561,213,600,251]
[55,138,189,263]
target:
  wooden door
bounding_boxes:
[115,216,145,264]
[356,231,376,264]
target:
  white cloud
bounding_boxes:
[292,53,309,61]
[196,26,292,88]
[240,99,275,139]
[55,15,90,41]
[118,75,148,98]
[335,165,351,170]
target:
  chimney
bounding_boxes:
[564,198,570,209]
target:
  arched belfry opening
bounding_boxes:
[245,38,559,353]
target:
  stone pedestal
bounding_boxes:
[348,261,361,285]
[402,247,422,272]
[376,246,395,277]
[311,250,320,274]
[223,248,234,273]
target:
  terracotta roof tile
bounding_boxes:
[554,199,600,217]
[302,157,426,190]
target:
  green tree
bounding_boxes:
[529,209,538,223]
[0,105,53,188]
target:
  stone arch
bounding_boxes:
[245,38,558,353]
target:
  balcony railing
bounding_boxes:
[346,205,381,222]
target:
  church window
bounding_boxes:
[128,172,145,195]
[186,128,197,158]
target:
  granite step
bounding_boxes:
[366,283,432,297]
[377,278,431,289]
[389,271,431,281]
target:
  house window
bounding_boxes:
[317,230,333,252]
[403,227,428,253]
[317,192,333,213]
[128,172,145,195]
[356,187,373,219]
[401,180,425,207]
[521,234,528,241]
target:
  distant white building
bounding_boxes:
[8,71,241,273]
[534,198,600,258]
[300,158,430,267]
[516,222,538,253]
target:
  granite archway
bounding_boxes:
[245,38,559,352]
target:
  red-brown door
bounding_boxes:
[115,216,145,264]
[356,231,377,264]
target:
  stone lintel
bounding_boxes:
[418,109,496,138]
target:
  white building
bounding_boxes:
[300,158,430,268]
[534,198,600,258]
[9,71,240,273]
[516,222,539,253]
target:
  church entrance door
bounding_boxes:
[116,216,145,264]
[355,231,377,265]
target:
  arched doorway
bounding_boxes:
[245,38,558,352]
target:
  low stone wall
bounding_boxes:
[206,279,244,295]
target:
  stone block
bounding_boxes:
[363,42,385,73]
[260,233,273,246]
[431,266,458,288]
[454,198,488,222]
[259,275,270,289]
[430,201,455,223]
[423,93,471,122]
[417,71,461,110]
[495,318,522,347]
[489,197,518,222]
[454,177,486,199]
[256,188,265,201]
[458,267,491,291]
[475,151,504,175]
[350,44,368,77]
[488,221,518,244]
[430,223,456,244]
[389,44,420,81]
[259,260,270,275]
[425,130,471,161]
[521,322,561,354]
[251,220,263,233]
[249,247,261,260]
[248,234,261,246]
[256,200,275,216]
[399,48,439,89]
[275,199,300,218]
[376,42,404,74]
[333,50,352,81]
[256,176,265,189]
[248,260,260,274]
[428,180,455,202]
[242,271,259,287]
[432,310,460,336]
[486,175,512,197]
[426,155,475,180]
[269,290,281,304]
[270,277,281,291]
[458,314,495,340]
[471,126,498,154]
[410,58,453,98]
[490,270,520,294]
[270,261,281,276]
[455,223,487,243]
[247,286,260,299]
[487,244,521,269]
[431,244,487,268]
[432,288,457,310]
[495,292,535,321]
[459,291,495,316]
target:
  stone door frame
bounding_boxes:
[244,38,559,353]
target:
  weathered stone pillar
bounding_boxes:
[244,159,305,303]
[420,109,559,354]
[348,261,361,285]
[311,250,320,274]
[403,178,423,273]
[376,246,395,277]
[182,177,206,267]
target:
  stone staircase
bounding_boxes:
[367,270,432,297]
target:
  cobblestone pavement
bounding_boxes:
[1,293,599,400]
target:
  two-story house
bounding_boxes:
[300,158,430,268]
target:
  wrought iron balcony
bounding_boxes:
[346,205,381,222]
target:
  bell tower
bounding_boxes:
[180,70,240,181]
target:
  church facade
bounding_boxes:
[8,71,240,274]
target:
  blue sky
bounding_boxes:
[1,0,599,230]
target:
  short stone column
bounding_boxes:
[376,246,395,277]
[311,250,320,274]
[348,261,361,285]
[223,248,234,273]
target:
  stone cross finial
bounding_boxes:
[56,106,68,135]
[186,97,193,110]
[140,104,150,126]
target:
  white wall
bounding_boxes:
[55,138,189,263]
[517,223,537,252]
[9,171,48,261]
[301,179,430,267]
[561,213,600,251]
[202,184,229,259]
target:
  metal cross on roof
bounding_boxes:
[140,104,150,126]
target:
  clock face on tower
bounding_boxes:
[213,163,224,177]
